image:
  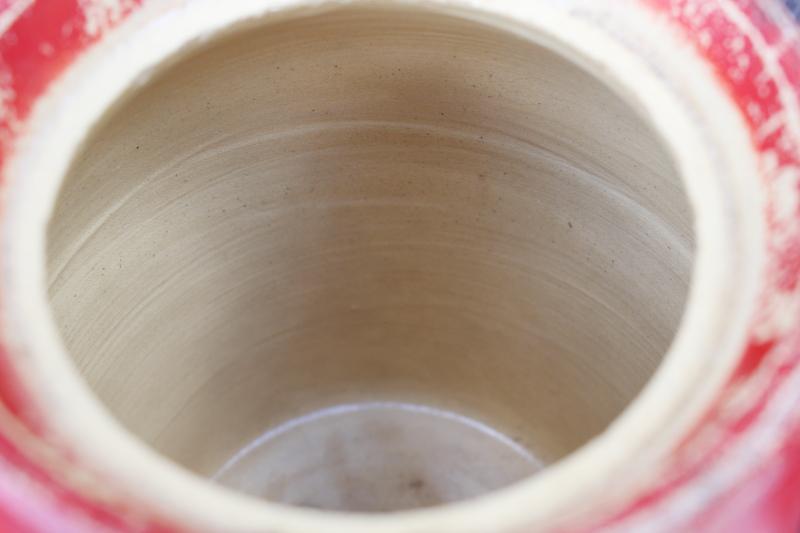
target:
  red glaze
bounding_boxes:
[597,1,800,531]
[0,1,797,531]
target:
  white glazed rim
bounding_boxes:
[1,1,763,532]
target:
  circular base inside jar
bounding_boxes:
[214,402,540,512]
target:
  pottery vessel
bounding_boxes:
[0,0,799,531]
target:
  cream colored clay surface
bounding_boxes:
[46,6,692,511]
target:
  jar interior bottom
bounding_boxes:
[214,402,541,511]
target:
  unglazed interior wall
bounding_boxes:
[46,5,692,512]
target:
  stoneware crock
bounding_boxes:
[0,0,799,531]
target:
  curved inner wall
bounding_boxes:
[46,6,693,512]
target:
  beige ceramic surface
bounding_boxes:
[46,6,692,512]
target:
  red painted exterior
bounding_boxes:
[0,1,797,531]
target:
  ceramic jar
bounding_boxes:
[0,1,798,532]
